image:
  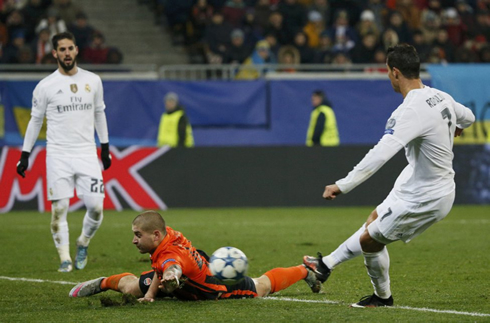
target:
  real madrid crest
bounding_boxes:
[70,84,78,93]
[85,84,91,92]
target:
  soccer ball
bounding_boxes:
[209,246,248,285]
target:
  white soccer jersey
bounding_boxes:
[337,86,475,202]
[29,67,106,156]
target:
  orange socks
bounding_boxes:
[100,273,135,291]
[264,265,307,294]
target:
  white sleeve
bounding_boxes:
[336,134,404,194]
[95,110,109,144]
[453,101,475,129]
[31,83,47,118]
[22,115,44,152]
[94,76,106,112]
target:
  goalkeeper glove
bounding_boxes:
[101,143,112,170]
[16,151,30,178]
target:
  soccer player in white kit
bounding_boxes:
[16,32,112,273]
[303,44,476,307]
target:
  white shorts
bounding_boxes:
[46,155,105,201]
[368,189,455,244]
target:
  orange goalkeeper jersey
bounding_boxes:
[150,226,228,300]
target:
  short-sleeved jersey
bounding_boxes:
[150,226,228,300]
[381,86,473,202]
[31,68,105,156]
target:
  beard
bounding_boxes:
[57,56,76,72]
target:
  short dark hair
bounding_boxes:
[386,44,420,79]
[52,32,76,50]
[312,90,325,98]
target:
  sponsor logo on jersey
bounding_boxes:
[85,84,91,93]
[70,84,78,93]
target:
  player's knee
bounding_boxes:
[51,199,69,220]
[253,275,271,297]
[360,230,385,253]
[84,197,104,221]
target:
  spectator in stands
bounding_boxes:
[432,28,456,62]
[190,0,214,43]
[350,32,379,63]
[456,0,476,35]
[36,7,67,40]
[365,0,387,32]
[6,10,26,41]
[303,10,325,48]
[278,0,307,43]
[327,10,358,50]
[0,0,17,24]
[264,11,289,45]
[395,0,422,30]
[163,0,194,45]
[2,29,26,63]
[314,31,333,63]
[22,0,46,41]
[224,28,252,63]
[82,31,109,64]
[386,10,412,43]
[264,32,280,57]
[442,7,465,46]
[157,92,194,148]
[222,0,247,28]
[471,9,490,41]
[17,44,35,63]
[479,44,490,62]
[292,30,315,63]
[106,47,123,64]
[236,39,276,79]
[331,52,352,65]
[204,11,233,64]
[278,44,300,72]
[357,10,380,40]
[411,29,432,62]
[420,9,442,44]
[308,0,330,26]
[32,27,51,63]
[51,0,82,25]
[0,20,8,45]
[242,8,263,47]
[381,28,399,50]
[306,89,339,147]
[40,52,57,64]
[68,12,94,53]
[254,0,273,33]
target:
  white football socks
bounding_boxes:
[323,223,366,269]
[78,196,104,247]
[363,247,392,299]
[51,199,70,262]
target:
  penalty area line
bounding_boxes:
[265,296,490,318]
[2,276,489,318]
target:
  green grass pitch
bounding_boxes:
[0,206,489,322]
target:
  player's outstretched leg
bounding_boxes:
[69,277,105,297]
[69,273,139,298]
[303,252,331,283]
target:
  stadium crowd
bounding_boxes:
[146,0,490,66]
[0,0,122,64]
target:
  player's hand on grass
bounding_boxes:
[101,143,112,170]
[16,151,30,178]
[455,127,463,137]
[138,296,155,303]
[161,270,180,293]
[323,184,341,200]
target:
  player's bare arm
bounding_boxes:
[323,184,341,200]
[160,264,183,293]
[139,272,159,302]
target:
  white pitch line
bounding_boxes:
[1,276,489,318]
[265,296,490,317]
[0,276,77,285]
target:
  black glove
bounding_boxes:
[16,151,30,178]
[101,143,112,170]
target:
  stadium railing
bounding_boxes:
[0,63,430,80]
